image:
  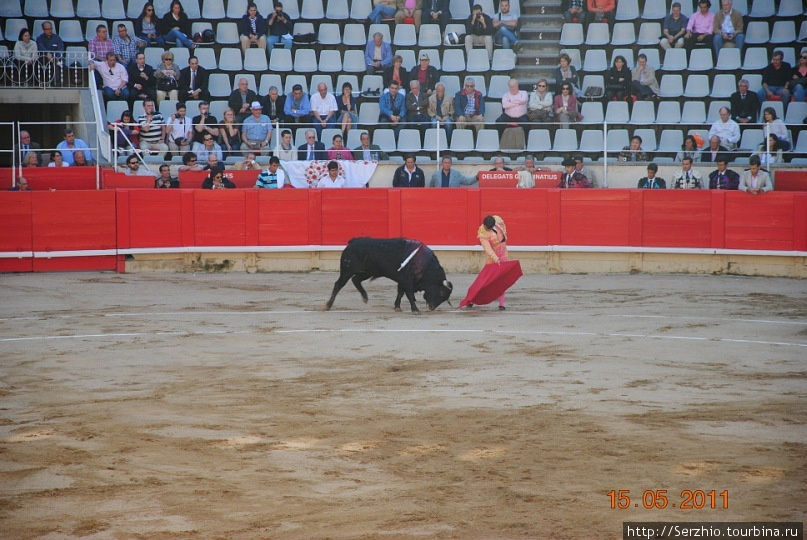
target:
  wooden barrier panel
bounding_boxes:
[193,189,250,246]
[559,189,632,246]
[480,189,550,245]
[399,189,472,245]
[116,189,185,248]
[772,170,807,192]
[257,189,311,245]
[642,190,713,248]
[320,189,390,244]
[1,167,98,190]
[724,192,799,251]
[0,192,33,272]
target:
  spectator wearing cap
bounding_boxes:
[317,161,347,188]
[365,32,393,74]
[239,2,267,54]
[310,82,339,139]
[426,0,451,29]
[493,0,521,53]
[267,2,294,50]
[708,156,740,190]
[241,101,273,155]
[465,4,494,62]
[660,2,688,50]
[739,155,772,194]
[229,77,259,123]
[409,52,440,95]
[561,158,591,188]
[454,77,486,133]
[637,163,666,189]
[284,84,312,125]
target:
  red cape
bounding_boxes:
[459,260,523,307]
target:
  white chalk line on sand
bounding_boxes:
[0,309,805,327]
[1,327,805,348]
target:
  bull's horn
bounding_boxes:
[444,280,453,290]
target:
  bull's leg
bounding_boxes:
[325,273,352,310]
[394,285,405,312]
[351,275,369,303]
[403,284,420,314]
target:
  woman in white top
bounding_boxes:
[752,134,784,168]
[761,107,791,152]
[527,78,554,122]
[275,129,296,161]
[48,150,69,167]
[13,28,37,76]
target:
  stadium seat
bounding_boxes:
[777,0,802,16]
[492,49,516,71]
[194,47,217,70]
[450,129,474,152]
[52,0,76,17]
[760,101,784,122]
[368,24,391,43]
[715,48,741,70]
[346,130,364,150]
[183,0,201,18]
[610,48,634,68]
[526,129,551,152]
[279,0,299,19]
[683,74,710,97]
[216,22,239,45]
[578,129,604,153]
[580,101,604,123]
[656,101,681,125]
[641,0,667,19]
[560,48,582,70]
[615,0,639,20]
[77,0,101,18]
[284,74,308,94]
[106,100,128,123]
[373,129,397,151]
[317,23,341,45]
[269,48,293,72]
[318,50,343,73]
[580,75,604,96]
[397,129,423,152]
[585,23,610,46]
[393,24,417,46]
[706,100,730,122]
[483,102,501,124]
[325,0,349,19]
[419,24,442,47]
[583,50,608,72]
[466,49,491,72]
[226,0,246,18]
[744,21,770,45]
[442,49,466,72]
[784,103,807,126]
[24,0,48,18]
[449,0,471,20]
[152,0,171,16]
[59,20,84,43]
[688,49,714,71]
[780,48,797,68]
[610,23,636,46]
[321,128,343,148]
[209,99,230,120]
[658,129,684,152]
[475,129,500,153]
[0,1,22,17]
[630,101,655,124]
[84,19,108,42]
[633,128,656,151]
[658,74,684,98]
[398,49,417,70]
[439,75,460,96]
[423,128,448,153]
[292,22,315,39]
[795,132,807,153]
[259,74,283,95]
[559,23,584,47]
[770,21,796,44]
[243,48,268,71]
[605,101,629,123]
[158,99,179,118]
[636,22,662,46]
[350,0,372,19]
[170,47,190,69]
[102,0,126,18]
[144,46,163,67]
[661,48,687,71]
[300,0,324,19]
[742,47,769,70]
[192,21,213,38]
[553,129,578,152]
[606,129,630,153]
[343,50,366,73]
[358,102,380,124]
[4,20,26,42]
[637,48,660,70]
[208,73,232,98]
[710,74,736,98]
[740,129,764,151]
[744,74,763,93]
[343,24,367,46]
[360,74,383,95]
[748,0,775,18]
[66,46,89,66]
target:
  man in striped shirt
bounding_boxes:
[137,99,168,158]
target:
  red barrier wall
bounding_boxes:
[1,167,98,190]
[2,189,806,273]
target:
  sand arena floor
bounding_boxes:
[0,271,805,539]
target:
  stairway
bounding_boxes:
[513,0,565,88]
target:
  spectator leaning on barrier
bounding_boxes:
[637,163,667,189]
[660,2,688,50]
[239,2,267,54]
[712,0,744,60]
[317,161,347,188]
[267,2,294,50]
[48,150,69,167]
[493,0,521,53]
[739,155,772,194]
[672,157,704,189]
[429,155,477,188]
[56,129,93,165]
[730,79,760,125]
[137,99,168,158]
[708,156,740,190]
[178,151,203,171]
[465,4,495,62]
[36,21,64,59]
[91,52,130,102]
[155,164,180,188]
[112,23,145,67]
[366,32,393,75]
[392,155,426,187]
[9,177,31,191]
[255,156,285,188]
[125,156,155,176]
[684,0,715,52]
[708,107,740,151]
[353,131,388,161]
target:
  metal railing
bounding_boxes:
[0,51,90,89]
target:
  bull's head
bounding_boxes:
[424,279,453,311]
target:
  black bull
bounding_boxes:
[325,237,453,313]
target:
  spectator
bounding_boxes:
[379,81,406,134]
[297,130,326,161]
[88,24,113,61]
[761,107,791,151]
[284,84,312,125]
[155,164,180,188]
[17,130,41,166]
[465,4,495,62]
[428,82,454,137]
[560,158,590,188]
[328,134,353,160]
[48,150,69,167]
[708,156,739,189]
[276,129,296,160]
[9,177,31,191]
[489,156,513,171]
[553,53,581,96]
[426,0,451,29]
[192,131,223,162]
[574,156,596,186]
[128,52,156,103]
[229,77,259,123]
[202,153,225,175]
[220,108,243,157]
[684,0,715,52]
[367,0,397,24]
[134,2,162,45]
[395,0,423,27]
[241,102,273,155]
[708,106,740,150]
[178,151,204,171]
[758,51,793,114]
[167,102,193,155]
[605,55,631,102]
[353,131,388,161]
[631,53,659,100]
[405,80,430,131]
[36,21,65,59]
[790,52,807,103]
[267,2,294,50]
[392,155,426,187]
[672,156,704,189]
[310,82,338,139]
[158,0,194,49]
[383,55,410,91]
[90,52,130,102]
[553,82,581,128]
[410,53,440,95]
[365,32,393,74]
[712,0,744,59]
[202,170,236,189]
[515,155,539,188]
[178,56,209,102]
[124,156,155,176]
[337,82,358,138]
[493,0,521,53]
[660,2,688,50]
[256,156,286,188]
[235,152,261,170]
[317,161,347,188]
[154,51,179,104]
[730,79,760,124]
[138,99,168,158]
[112,23,145,67]
[192,101,219,145]
[498,78,529,133]
[13,28,37,75]
[587,0,615,24]
[675,135,702,163]
[528,79,554,122]
[619,135,651,162]
[23,151,40,168]
[752,134,784,168]
[239,2,267,54]
[739,155,773,194]
[454,78,486,132]
[703,135,728,163]
[56,129,93,165]
[73,150,93,166]
[429,155,477,187]
[637,163,666,189]
[109,109,139,150]
[564,0,585,23]
[262,86,286,123]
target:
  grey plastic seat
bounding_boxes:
[559,23,584,47]
[580,101,604,123]
[24,0,48,18]
[284,74,308,95]
[318,23,341,45]
[579,130,605,153]
[553,129,578,152]
[144,46,163,67]
[358,102,380,125]
[784,103,807,126]
[393,24,417,46]
[318,50,343,73]
[633,129,656,151]
[397,129,423,152]
[688,49,713,71]
[449,0,471,19]
[0,1,22,16]
[242,49,266,71]
[777,0,802,16]
[740,129,764,151]
[360,74,383,95]
[300,0,324,19]
[744,74,763,93]
[59,20,84,43]
[641,0,667,19]
[77,0,101,17]
[225,0,246,18]
[439,75,460,96]
[216,22,239,45]
[583,50,608,72]
[706,100,730,122]
[486,76,509,100]
[683,74,710,97]
[279,0,299,18]
[526,129,551,152]
[325,0,349,19]
[350,0,372,19]
[715,48,741,70]
[610,23,636,46]
[661,48,687,71]
[658,130,684,152]
[208,73,232,97]
[605,101,629,123]
[748,0,774,17]
[630,101,656,124]
[475,129,500,153]
[484,102,502,123]
[585,23,610,46]
[710,74,736,98]
[170,46,190,69]
[636,22,661,45]
[373,129,397,151]
[342,50,366,73]
[52,0,76,17]
[423,128,448,153]
[581,75,604,95]
[770,21,796,44]
[419,24,442,47]
[66,46,89,66]
[442,49,466,72]
[606,129,630,153]
[194,47,217,70]
[182,0,201,18]
[744,21,769,45]
[491,49,516,71]
[742,47,769,70]
[269,48,293,72]
[795,132,807,153]
[106,100,128,123]
[343,24,367,46]
[397,49,416,70]
[258,74,283,95]
[368,24,391,43]
[102,0,126,18]
[658,74,684,98]
[449,129,474,153]
[158,99,179,118]
[615,0,639,20]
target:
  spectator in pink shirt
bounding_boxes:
[684,0,715,52]
[496,78,528,136]
[327,134,353,160]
